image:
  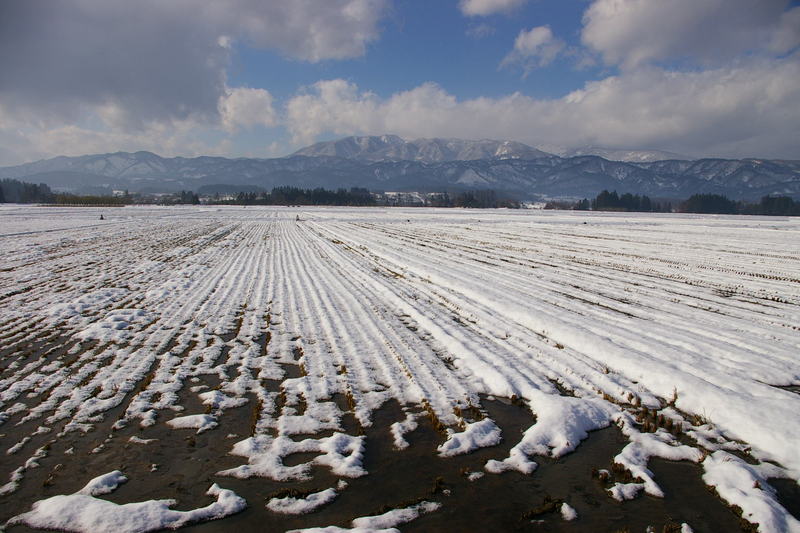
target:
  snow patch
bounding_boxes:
[288,501,441,533]
[437,419,501,457]
[6,472,246,533]
[220,432,366,481]
[79,470,127,496]
[166,414,218,434]
[610,412,704,500]
[198,390,248,411]
[389,411,418,449]
[560,502,578,521]
[486,393,616,474]
[702,451,800,533]
[266,487,338,515]
[128,436,156,445]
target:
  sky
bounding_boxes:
[0,0,799,166]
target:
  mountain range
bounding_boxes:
[292,135,552,162]
[1,136,798,200]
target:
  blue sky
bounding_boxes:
[220,0,606,154]
[228,1,593,101]
[0,0,798,165]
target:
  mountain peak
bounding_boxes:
[1,146,797,200]
[537,144,692,163]
[291,135,552,162]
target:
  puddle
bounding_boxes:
[769,478,800,521]
[283,451,322,467]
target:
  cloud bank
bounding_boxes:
[0,0,389,164]
[0,0,798,165]
[286,56,800,159]
[582,0,800,68]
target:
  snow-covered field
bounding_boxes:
[1,205,799,532]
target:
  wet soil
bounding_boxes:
[769,477,800,521]
[2,391,770,533]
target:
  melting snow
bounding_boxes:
[1,206,799,530]
[560,502,578,521]
[288,500,441,532]
[437,419,502,457]
[5,471,246,532]
[266,482,347,515]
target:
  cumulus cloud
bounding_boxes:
[219,87,278,132]
[459,0,527,16]
[0,104,232,165]
[2,0,797,165]
[200,0,390,62]
[500,26,565,75]
[285,56,800,158]
[0,0,390,120]
[582,0,798,68]
[286,80,383,144]
[0,0,389,164]
[0,0,227,129]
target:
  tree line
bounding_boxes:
[681,194,800,215]
[551,190,671,212]
[210,186,376,206]
[381,190,520,208]
[552,190,800,216]
[446,190,520,209]
[0,179,55,203]
[0,179,134,205]
[2,177,798,214]
[208,187,515,208]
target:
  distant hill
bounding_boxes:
[563,147,690,163]
[1,136,798,200]
[292,135,552,162]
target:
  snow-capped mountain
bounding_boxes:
[537,144,690,163]
[1,138,798,200]
[565,147,690,163]
[292,136,552,162]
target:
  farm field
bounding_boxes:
[1,205,799,532]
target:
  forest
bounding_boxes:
[558,190,800,216]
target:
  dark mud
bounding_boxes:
[769,478,800,521]
[2,390,767,533]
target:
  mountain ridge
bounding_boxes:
[291,135,552,162]
[1,137,799,200]
[556,146,690,163]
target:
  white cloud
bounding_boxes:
[286,80,383,144]
[202,0,390,62]
[459,0,527,16]
[2,0,797,166]
[0,105,232,165]
[285,56,800,158]
[582,0,797,68]
[500,26,565,75]
[0,0,391,165]
[219,87,278,132]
